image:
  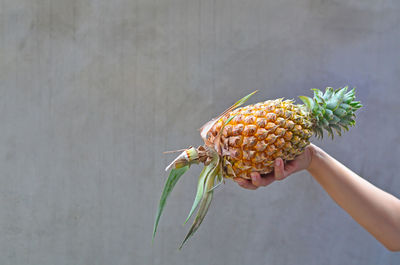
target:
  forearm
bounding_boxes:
[307,145,400,251]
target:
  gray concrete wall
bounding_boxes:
[1,0,400,264]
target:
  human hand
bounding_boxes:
[233,144,316,190]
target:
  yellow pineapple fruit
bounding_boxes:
[153,87,362,248]
[206,98,313,179]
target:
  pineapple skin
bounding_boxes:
[207,99,314,179]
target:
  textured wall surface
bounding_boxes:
[1,0,400,264]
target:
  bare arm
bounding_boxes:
[308,145,400,251]
[235,144,400,251]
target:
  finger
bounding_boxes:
[250,172,275,187]
[234,178,258,190]
[284,160,299,175]
[274,158,286,180]
[250,172,262,186]
[239,180,258,190]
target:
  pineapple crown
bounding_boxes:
[299,86,362,139]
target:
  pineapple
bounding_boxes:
[153,86,362,248]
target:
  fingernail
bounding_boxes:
[250,172,258,180]
[275,159,280,167]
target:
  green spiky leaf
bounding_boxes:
[334,108,347,117]
[325,126,334,139]
[153,166,190,241]
[298,96,314,111]
[224,114,237,126]
[179,164,219,249]
[320,118,329,127]
[340,103,351,110]
[233,91,258,108]
[323,87,334,99]
[331,114,341,124]
[312,88,324,99]
[210,176,223,191]
[324,109,334,120]
[330,124,342,136]
[315,127,323,139]
[184,163,214,224]
[179,187,214,250]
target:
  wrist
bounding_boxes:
[306,143,321,172]
[306,143,319,171]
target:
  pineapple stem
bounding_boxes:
[299,86,362,139]
[165,146,209,171]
